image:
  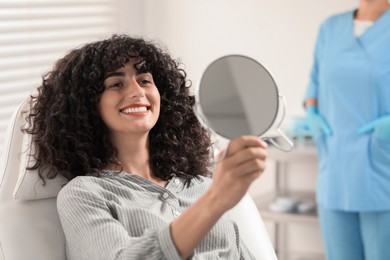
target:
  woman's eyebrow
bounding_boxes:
[104,71,125,80]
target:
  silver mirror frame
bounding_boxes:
[194,54,293,152]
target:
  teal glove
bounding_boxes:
[306,106,332,139]
[358,115,390,140]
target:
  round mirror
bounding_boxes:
[195,54,293,151]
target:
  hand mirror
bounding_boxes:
[195,54,293,152]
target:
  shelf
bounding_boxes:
[263,142,322,259]
[253,191,318,224]
[281,251,325,260]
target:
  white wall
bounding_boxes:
[119,0,358,118]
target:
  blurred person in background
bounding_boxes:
[303,0,390,259]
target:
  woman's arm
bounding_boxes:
[170,136,267,259]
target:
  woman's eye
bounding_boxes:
[109,82,123,88]
[138,73,154,86]
[139,79,151,85]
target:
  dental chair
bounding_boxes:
[0,98,277,260]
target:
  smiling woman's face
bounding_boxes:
[98,59,161,137]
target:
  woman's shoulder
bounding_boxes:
[58,175,107,199]
[315,10,354,40]
[323,10,354,27]
[61,175,99,188]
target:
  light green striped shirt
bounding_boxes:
[57,171,255,260]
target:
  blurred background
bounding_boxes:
[0,1,359,259]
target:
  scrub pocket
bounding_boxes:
[370,132,390,178]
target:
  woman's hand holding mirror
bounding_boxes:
[208,136,268,211]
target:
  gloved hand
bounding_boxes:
[358,115,390,140]
[305,105,332,139]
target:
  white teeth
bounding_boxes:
[122,107,148,114]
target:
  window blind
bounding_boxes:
[0,0,118,153]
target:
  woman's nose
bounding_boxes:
[126,80,145,98]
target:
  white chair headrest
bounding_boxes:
[13,127,67,201]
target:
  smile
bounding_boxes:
[120,106,149,114]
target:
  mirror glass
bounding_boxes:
[196,54,293,151]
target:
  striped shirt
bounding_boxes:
[57,171,255,260]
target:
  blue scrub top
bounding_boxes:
[305,9,390,211]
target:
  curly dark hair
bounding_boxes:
[26,34,212,184]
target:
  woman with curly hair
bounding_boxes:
[26,34,268,260]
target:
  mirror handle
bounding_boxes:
[264,94,294,152]
[266,128,294,152]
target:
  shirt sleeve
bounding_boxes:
[304,20,328,103]
[56,178,181,260]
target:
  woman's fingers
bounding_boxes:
[210,136,268,210]
[231,155,267,177]
[225,135,268,157]
[215,135,268,175]
[221,140,268,174]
